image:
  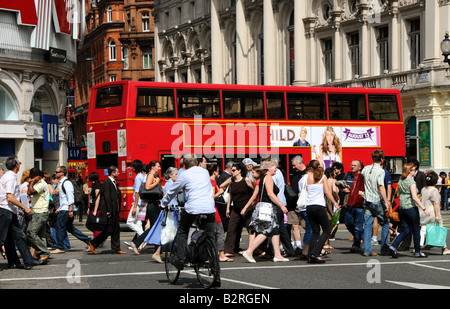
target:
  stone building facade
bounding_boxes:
[153,0,450,171]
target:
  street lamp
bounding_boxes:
[441,31,450,66]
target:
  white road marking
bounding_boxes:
[386,280,450,289]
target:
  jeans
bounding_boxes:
[345,206,365,247]
[55,210,91,250]
[442,188,449,210]
[391,207,421,254]
[363,200,390,255]
[306,205,331,257]
[0,208,35,265]
[298,211,312,244]
[50,227,71,249]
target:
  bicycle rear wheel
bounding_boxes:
[194,238,220,289]
[164,239,180,284]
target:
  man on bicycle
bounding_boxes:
[160,154,217,272]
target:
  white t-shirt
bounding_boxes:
[0,170,21,215]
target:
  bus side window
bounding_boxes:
[223,91,265,119]
[266,92,286,120]
[136,88,175,117]
[287,93,326,120]
[327,94,366,121]
[177,90,221,118]
[367,95,400,121]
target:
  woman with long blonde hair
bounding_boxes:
[316,126,342,169]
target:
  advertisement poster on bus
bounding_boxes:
[270,125,380,168]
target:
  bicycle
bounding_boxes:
[162,207,220,289]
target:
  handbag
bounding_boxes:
[85,188,108,231]
[255,176,274,222]
[426,222,448,248]
[296,179,308,210]
[139,176,164,200]
[86,213,108,231]
[386,204,400,222]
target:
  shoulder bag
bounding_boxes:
[256,177,273,222]
[85,188,108,232]
[296,179,308,210]
[139,175,164,200]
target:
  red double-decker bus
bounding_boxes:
[86,81,405,221]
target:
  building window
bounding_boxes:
[0,84,18,121]
[377,26,389,74]
[323,39,333,83]
[288,11,295,85]
[142,12,149,32]
[409,19,421,69]
[348,32,360,78]
[107,6,112,22]
[30,87,56,123]
[122,46,129,69]
[143,47,152,69]
[110,75,117,82]
[109,41,116,61]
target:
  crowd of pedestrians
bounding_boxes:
[1,149,449,271]
[119,150,450,265]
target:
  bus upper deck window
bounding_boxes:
[95,86,123,108]
[287,93,326,120]
[368,95,400,121]
[136,88,175,117]
[223,91,265,119]
[327,94,366,121]
[266,92,285,120]
[177,90,221,118]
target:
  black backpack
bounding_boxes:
[61,179,84,209]
[187,230,208,263]
[285,184,298,211]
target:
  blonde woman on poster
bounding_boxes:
[314,126,342,169]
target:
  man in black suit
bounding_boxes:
[88,166,126,254]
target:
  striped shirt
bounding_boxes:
[361,163,385,203]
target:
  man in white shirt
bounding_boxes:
[161,154,216,272]
[0,156,42,269]
[361,150,390,257]
[51,166,91,254]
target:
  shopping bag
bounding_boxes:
[330,208,341,227]
[425,222,448,248]
[160,211,178,245]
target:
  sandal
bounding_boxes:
[220,258,234,262]
[320,250,332,257]
[1,246,6,259]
